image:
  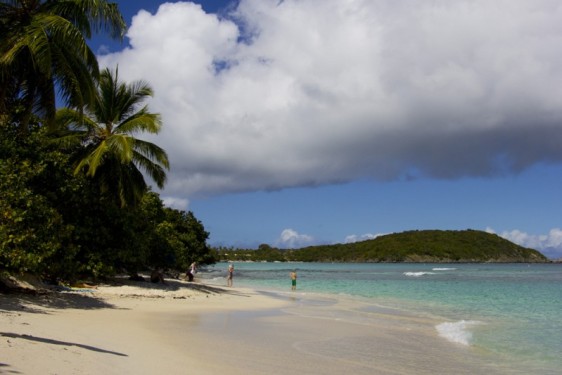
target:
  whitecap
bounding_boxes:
[435,320,481,346]
[403,272,436,277]
[432,267,457,271]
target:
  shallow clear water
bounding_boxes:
[201,262,562,373]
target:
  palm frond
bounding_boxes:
[116,111,162,135]
[75,139,110,176]
[132,149,168,188]
[133,138,170,169]
[0,0,126,129]
[55,65,169,207]
[106,133,134,163]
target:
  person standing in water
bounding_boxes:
[227,264,234,287]
[290,270,297,291]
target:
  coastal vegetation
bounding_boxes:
[0,1,215,285]
[54,67,170,208]
[215,230,548,263]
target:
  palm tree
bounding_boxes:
[0,0,126,130]
[55,67,170,207]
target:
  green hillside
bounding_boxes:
[218,230,548,263]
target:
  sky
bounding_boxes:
[89,0,562,258]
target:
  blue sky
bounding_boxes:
[91,1,562,258]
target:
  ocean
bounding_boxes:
[200,262,561,374]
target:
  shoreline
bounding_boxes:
[0,277,517,374]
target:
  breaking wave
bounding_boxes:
[403,272,436,277]
[436,320,481,346]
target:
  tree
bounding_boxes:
[0,0,126,130]
[55,67,170,207]
[0,122,75,276]
[1,119,210,282]
[160,209,212,269]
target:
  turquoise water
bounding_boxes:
[201,262,561,373]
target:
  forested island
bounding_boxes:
[216,230,548,263]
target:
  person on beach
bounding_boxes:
[150,268,166,284]
[290,270,297,291]
[187,262,197,282]
[227,264,234,287]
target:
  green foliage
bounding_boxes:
[0,1,213,284]
[0,124,74,275]
[0,124,213,282]
[214,244,286,262]
[54,67,169,207]
[0,160,64,273]
[215,230,549,263]
[157,209,213,270]
[0,0,126,130]
[119,193,214,273]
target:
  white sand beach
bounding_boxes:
[1,276,508,375]
[0,277,285,374]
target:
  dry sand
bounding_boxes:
[0,277,287,375]
[1,276,507,375]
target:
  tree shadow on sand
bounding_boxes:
[0,292,114,314]
[0,332,127,357]
[0,362,23,374]
[0,275,250,315]
[105,275,252,297]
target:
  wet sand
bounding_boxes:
[0,278,508,374]
[155,292,509,375]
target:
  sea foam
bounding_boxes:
[403,272,436,277]
[436,320,481,346]
[432,267,457,271]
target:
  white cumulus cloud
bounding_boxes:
[276,229,314,249]
[487,227,562,259]
[99,0,562,200]
[344,233,384,243]
[161,196,190,211]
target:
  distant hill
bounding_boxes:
[218,230,549,263]
[288,230,548,263]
